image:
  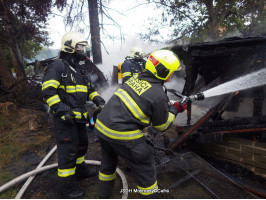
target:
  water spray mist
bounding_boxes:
[203,67,266,98]
[169,67,266,104]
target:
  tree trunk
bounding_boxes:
[203,0,236,40]
[88,0,102,64]
[8,41,27,82]
[203,0,216,40]
[0,0,27,82]
[0,48,15,91]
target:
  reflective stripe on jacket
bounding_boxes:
[41,59,100,122]
[95,74,175,143]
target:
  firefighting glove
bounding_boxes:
[61,111,75,125]
[173,102,187,113]
[169,105,178,116]
[93,96,106,107]
[92,107,102,124]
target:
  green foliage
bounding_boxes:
[140,0,209,43]
[0,0,66,70]
[230,0,266,37]
[20,40,43,61]
[141,0,266,43]
[0,1,52,43]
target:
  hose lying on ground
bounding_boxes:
[0,160,128,199]
[15,145,57,199]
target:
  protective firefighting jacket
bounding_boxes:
[95,72,176,144]
[121,58,145,84]
[42,57,101,123]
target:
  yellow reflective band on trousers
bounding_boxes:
[47,95,61,107]
[95,120,143,140]
[58,85,87,93]
[115,88,150,124]
[58,167,76,177]
[154,112,175,131]
[89,91,100,101]
[76,155,85,164]
[42,79,60,90]
[99,171,116,181]
[122,72,131,78]
[137,181,158,196]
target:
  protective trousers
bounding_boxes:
[54,117,88,194]
[98,137,158,198]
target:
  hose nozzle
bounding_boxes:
[189,92,205,102]
[181,92,205,103]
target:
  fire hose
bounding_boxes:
[15,145,58,199]
[0,146,128,199]
[0,106,129,199]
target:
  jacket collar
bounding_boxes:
[138,72,164,84]
[63,55,80,68]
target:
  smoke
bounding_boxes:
[165,76,186,94]
[96,36,166,80]
[100,85,119,102]
[93,0,168,77]
[164,75,207,125]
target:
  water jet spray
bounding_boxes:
[203,67,266,98]
[169,67,266,105]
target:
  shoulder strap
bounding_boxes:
[55,59,69,89]
[55,59,71,106]
[61,59,69,78]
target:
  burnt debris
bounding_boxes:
[168,35,266,141]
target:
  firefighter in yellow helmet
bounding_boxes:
[120,46,146,84]
[41,32,105,198]
[95,49,187,198]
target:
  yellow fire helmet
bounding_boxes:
[145,50,181,80]
[61,32,88,53]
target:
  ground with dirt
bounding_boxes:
[0,103,140,199]
[0,103,265,199]
[0,102,55,198]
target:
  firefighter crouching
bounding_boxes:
[95,50,187,198]
[41,32,105,198]
[121,46,146,84]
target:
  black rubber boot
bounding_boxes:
[58,175,84,199]
[97,180,115,199]
[76,162,98,181]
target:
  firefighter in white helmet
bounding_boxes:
[95,50,187,198]
[42,32,105,198]
[121,46,146,84]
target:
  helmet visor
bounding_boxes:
[75,43,87,54]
